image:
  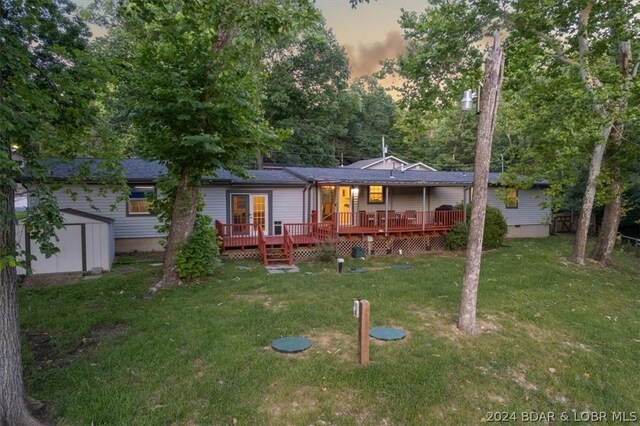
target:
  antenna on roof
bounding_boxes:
[340,152,344,167]
[382,135,387,160]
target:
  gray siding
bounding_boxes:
[200,186,305,232]
[200,187,227,222]
[389,187,425,211]
[354,185,465,213]
[429,187,465,209]
[272,187,306,224]
[487,188,550,226]
[51,185,161,239]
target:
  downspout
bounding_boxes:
[307,182,312,223]
[385,186,389,236]
[463,186,469,222]
[302,184,308,223]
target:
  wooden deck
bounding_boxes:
[215,210,463,250]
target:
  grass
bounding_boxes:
[19,235,640,425]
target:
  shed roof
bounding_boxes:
[60,208,115,223]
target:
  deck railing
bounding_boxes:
[283,226,294,265]
[215,220,259,249]
[217,210,463,252]
[284,222,336,243]
[257,224,268,265]
[330,210,464,232]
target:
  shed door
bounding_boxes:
[30,225,84,274]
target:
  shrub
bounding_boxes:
[176,214,220,278]
[483,205,508,249]
[444,204,508,250]
[315,242,337,263]
[444,222,469,250]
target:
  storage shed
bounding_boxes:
[16,208,115,275]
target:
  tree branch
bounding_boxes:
[530,29,580,68]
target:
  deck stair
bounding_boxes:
[264,246,289,265]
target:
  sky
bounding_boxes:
[314,0,426,79]
[74,0,428,81]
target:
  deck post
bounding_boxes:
[357,299,370,365]
[422,187,426,231]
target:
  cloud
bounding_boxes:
[345,30,406,78]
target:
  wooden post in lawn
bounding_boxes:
[457,31,504,336]
[357,299,370,365]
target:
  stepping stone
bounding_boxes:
[271,336,312,354]
[265,265,300,274]
[392,263,412,270]
[117,267,140,274]
[370,327,406,341]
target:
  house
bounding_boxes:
[345,155,437,171]
[30,158,550,266]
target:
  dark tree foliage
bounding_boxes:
[263,21,357,166]
[345,77,399,162]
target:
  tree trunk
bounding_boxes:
[569,38,631,265]
[590,42,632,265]
[590,125,624,265]
[0,184,42,425]
[568,135,609,265]
[590,172,622,266]
[150,171,199,293]
[458,32,504,336]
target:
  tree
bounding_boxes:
[589,41,639,265]
[263,21,357,166]
[345,77,399,161]
[395,107,479,171]
[1,1,98,423]
[395,0,640,266]
[458,33,504,335]
[101,0,315,290]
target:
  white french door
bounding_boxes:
[231,194,268,235]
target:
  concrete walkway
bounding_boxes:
[265,264,300,274]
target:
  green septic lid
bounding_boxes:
[392,263,412,270]
[349,267,367,273]
[271,336,312,353]
[370,327,406,341]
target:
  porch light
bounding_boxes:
[460,90,476,111]
[351,188,359,197]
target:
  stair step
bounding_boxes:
[268,255,289,260]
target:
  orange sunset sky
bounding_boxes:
[315,0,425,79]
[75,0,428,82]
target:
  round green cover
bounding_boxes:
[369,327,406,341]
[271,336,312,353]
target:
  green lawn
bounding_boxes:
[20,236,640,425]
